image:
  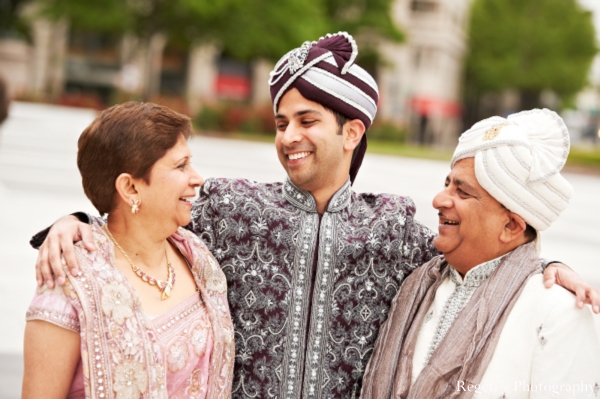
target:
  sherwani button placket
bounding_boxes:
[281,180,320,399]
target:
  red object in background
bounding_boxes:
[411,96,462,117]
[215,75,251,100]
[57,93,105,110]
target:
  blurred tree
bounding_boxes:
[464,0,597,123]
[34,0,326,57]
[0,0,30,40]
[33,0,324,99]
[325,0,402,40]
[180,0,405,64]
[36,0,403,61]
[35,0,244,99]
[33,0,404,99]
[323,0,404,72]
[202,0,329,61]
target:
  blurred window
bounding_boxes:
[411,0,438,12]
[68,32,120,67]
[161,44,188,96]
[64,31,120,105]
[215,58,251,100]
[414,47,423,68]
[414,47,438,70]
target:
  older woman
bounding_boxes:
[22,102,234,398]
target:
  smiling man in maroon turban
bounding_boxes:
[269,32,378,187]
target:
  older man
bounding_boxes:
[361,110,600,399]
[32,35,598,398]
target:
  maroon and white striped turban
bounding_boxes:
[269,32,379,184]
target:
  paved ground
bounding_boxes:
[1,102,599,398]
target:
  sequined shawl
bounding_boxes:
[63,225,235,399]
[360,241,541,399]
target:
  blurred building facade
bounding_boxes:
[378,0,472,146]
[0,12,68,100]
[0,7,254,114]
[563,0,600,145]
[0,0,473,145]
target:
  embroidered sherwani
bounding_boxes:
[412,260,600,398]
[191,177,437,398]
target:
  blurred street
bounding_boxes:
[1,102,599,398]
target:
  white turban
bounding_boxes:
[451,108,573,231]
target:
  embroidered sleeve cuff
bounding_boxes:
[29,212,93,250]
[26,308,80,333]
[540,258,565,271]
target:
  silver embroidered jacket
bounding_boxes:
[190,177,438,399]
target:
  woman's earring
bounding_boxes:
[130,199,141,214]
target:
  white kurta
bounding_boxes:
[412,263,600,399]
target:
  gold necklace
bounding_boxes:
[103,224,175,300]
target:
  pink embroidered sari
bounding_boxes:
[27,226,235,398]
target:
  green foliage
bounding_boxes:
[568,146,600,168]
[466,0,597,102]
[194,105,224,131]
[36,0,131,33]
[212,0,404,61]
[193,103,275,134]
[36,0,239,40]
[368,121,407,142]
[365,140,452,161]
[324,0,403,69]
[0,0,31,40]
[324,0,403,43]
[214,0,330,60]
[35,0,403,62]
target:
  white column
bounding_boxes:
[186,43,219,114]
[117,35,143,95]
[0,39,30,98]
[146,33,167,98]
[251,58,273,104]
[29,18,52,94]
[47,20,68,98]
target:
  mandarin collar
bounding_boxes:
[282,178,352,213]
[449,255,505,289]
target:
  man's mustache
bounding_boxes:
[281,145,316,153]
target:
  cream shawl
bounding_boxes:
[361,242,541,399]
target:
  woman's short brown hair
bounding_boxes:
[77,102,192,215]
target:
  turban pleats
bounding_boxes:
[452,108,572,231]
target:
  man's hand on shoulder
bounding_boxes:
[36,215,96,288]
[543,263,600,314]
